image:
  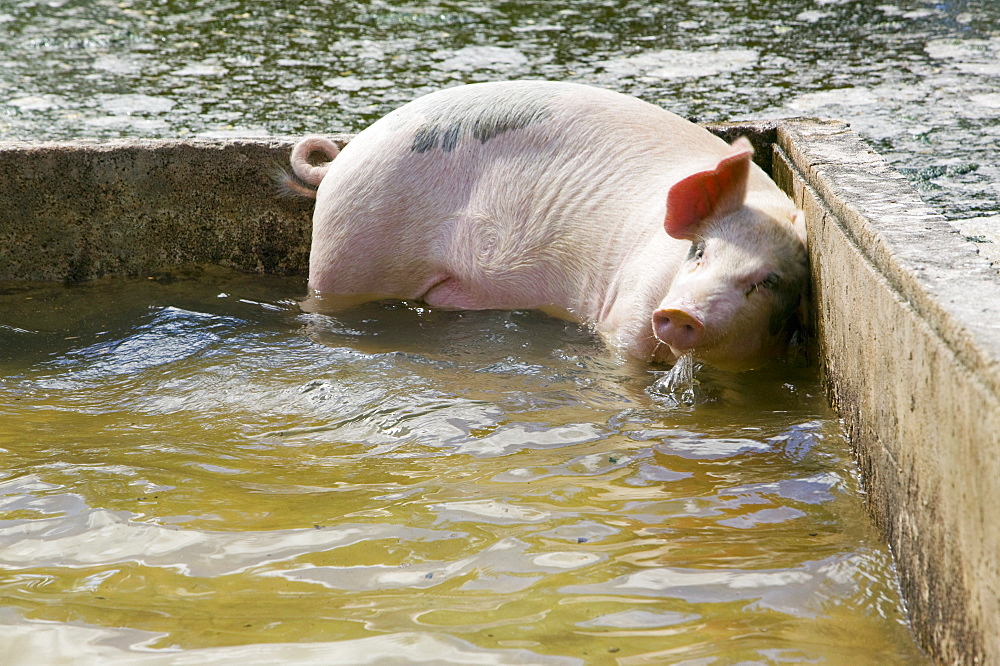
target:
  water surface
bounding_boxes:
[0,268,926,662]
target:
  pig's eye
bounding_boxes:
[746,273,780,297]
[687,242,705,262]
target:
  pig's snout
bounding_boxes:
[652,308,705,351]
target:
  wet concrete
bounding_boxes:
[1,126,998,663]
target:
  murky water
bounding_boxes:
[0,268,926,662]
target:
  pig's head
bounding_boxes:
[652,137,809,371]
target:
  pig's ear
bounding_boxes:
[664,137,753,240]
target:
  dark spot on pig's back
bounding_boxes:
[410,93,553,154]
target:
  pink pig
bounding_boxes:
[288,81,807,370]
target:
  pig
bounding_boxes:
[287,80,808,371]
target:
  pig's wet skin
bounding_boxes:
[289,81,808,371]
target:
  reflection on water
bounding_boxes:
[0,269,927,662]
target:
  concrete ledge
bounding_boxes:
[1,137,339,283]
[1,125,997,662]
[772,119,1000,665]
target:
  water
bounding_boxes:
[650,352,698,407]
[0,268,926,662]
[3,0,978,661]
[0,0,996,240]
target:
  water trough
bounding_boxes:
[1,121,997,664]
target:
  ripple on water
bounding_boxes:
[97,93,176,115]
[432,45,530,72]
[596,48,759,81]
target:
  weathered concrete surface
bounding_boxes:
[1,127,998,663]
[773,118,1000,665]
[0,137,340,282]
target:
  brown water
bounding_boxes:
[0,267,926,663]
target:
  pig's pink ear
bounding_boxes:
[664,137,754,240]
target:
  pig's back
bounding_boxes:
[322,80,729,204]
[308,81,732,311]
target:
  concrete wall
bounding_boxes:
[772,119,1000,665]
[0,138,345,282]
[1,126,998,663]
